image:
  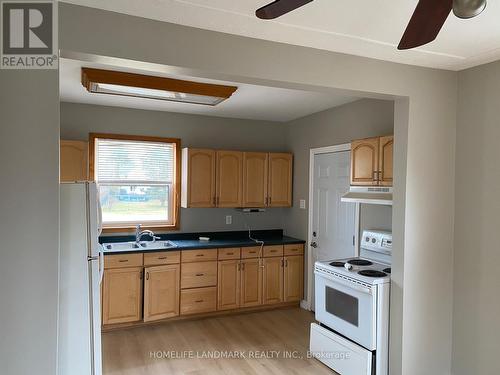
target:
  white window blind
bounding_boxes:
[95,139,174,184]
[93,136,178,227]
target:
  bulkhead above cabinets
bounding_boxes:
[181,148,293,208]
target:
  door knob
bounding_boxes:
[310,242,318,248]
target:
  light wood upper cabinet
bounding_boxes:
[242,152,268,207]
[351,137,380,186]
[60,140,88,182]
[378,135,393,186]
[217,260,241,311]
[284,255,304,302]
[181,148,216,208]
[240,258,263,307]
[143,264,180,322]
[216,151,243,207]
[268,153,293,207]
[102,267,143,325]
[262,257,284,305]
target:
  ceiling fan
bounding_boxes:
[255,0,487,50]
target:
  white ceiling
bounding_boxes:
[61,0,500,70]
[60,58,359,122]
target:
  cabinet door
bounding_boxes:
[216,151,243,207]
[102,267,143,325]
[240,258,262,307]
[144,264,180,322]
[60,140,88,182]
[262,257,284,304]
[268,153,293,207]
[242,152,268,207]
[351,137,380,186]
[378,135,393,186]
[217,260,241,311]
[182,148,216,207]
[284,256,304,302]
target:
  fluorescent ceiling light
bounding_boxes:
[81,68,237,106]
[94,83,226,105]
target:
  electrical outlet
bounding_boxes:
[225,215,232,225]
[300,199,306,209]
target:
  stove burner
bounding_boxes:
[383,268,391,274]
[329,261,345,267]
[358,270,387,278]
[347,259,373,266]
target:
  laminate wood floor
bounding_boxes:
[103,307,336,375]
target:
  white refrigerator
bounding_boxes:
[58,182,103,375]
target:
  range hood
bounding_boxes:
[341,186,393,206]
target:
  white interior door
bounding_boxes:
[310,151,356,308]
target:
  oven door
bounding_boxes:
[315,272,377,350]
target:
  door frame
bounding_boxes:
[304,143,360,311]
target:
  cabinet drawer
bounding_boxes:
[181,261,217,289]
[218,247,241,260]
[263,245,284,258]
[241,246,262,259]
[104,253,143,269]
[284,244,304,256]
[144,251,180,266]
[180,287,217,315]
[181,249,218,263]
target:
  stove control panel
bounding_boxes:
[361,230,392,254]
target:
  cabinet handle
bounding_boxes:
[281,259,284,267]
[195,300,204,303]
[238,262,241,271]
[285,259,288,267]
[195,273,205,277]
[139,271,143,280]
[146,272,150,280]
[196,254,204,257]
[227,252,234,255]
[158,256,167,260]
[241,262,245,271]
[119,259,128,263]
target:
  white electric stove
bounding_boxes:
[310,230,392,375]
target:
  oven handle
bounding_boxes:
[315,270,373,295]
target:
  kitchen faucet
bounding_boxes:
[135,224,160,243]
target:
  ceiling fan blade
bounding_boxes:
[256,0,313,20]
[398,0,452,50]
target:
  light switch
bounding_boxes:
[225,215,232,225]
[300,199,306,209]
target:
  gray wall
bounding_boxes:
[452,61,500,375]
[0,71,59,375]
[284,99,395,239]
[61,102,288,234]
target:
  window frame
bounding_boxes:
[89,133,181,233]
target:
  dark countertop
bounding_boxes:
[101,229,305,255]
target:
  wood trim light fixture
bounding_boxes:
[81,68,238,106]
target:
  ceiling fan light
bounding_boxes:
[453,0,487,19]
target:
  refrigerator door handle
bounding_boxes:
[99,244,105,284]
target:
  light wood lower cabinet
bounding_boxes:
[143,264,180,322]
[102,267,143,325]
[180,287,217,315]
[284,256,304,302]
[262,257,284,305]
[217,260,241,311]
[240,258,263,307]
[102,245,304,327]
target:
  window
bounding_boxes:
[90,133,180,231]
